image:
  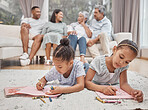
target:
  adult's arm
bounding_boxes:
[81,22,92,38]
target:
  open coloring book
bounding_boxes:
[4,85,64,98]
[95,86,134,99]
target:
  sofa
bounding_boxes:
[0,24,132,68]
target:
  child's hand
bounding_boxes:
[131,89,143,102]
[102,86,117,95]
[36,82,44,90]
[46,87,62,95]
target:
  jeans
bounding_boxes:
[83,63,89,74]
[68,35,86,56]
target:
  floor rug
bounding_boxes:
[0,70,148,110]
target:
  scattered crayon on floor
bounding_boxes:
[49,97,52,102]
[40,97,46,103]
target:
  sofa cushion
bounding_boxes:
[95,41,117,50]
[109,41,117,49]
[0,37,22,47]
[0,47,23,59]
[0,24,20,38]
[0,37,33,48]
[113,32,132,44]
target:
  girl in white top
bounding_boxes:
[85,39,143,102]
[36,38,85,94]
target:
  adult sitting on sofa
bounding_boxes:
[86,5,112,58]
[20,6,45,66]
[68,11,91,64]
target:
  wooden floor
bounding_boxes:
[1,57,148,77]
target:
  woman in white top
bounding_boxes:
[67,11,92,63]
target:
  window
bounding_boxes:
[0,0,112,25]
[48,0,112,25]
[0,0,22,25]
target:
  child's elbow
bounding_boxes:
[79,84,84,91]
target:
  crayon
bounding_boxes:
[40,97,46,103]
[51,86,55,90]
[38,79,44,89]
[109,83,116,95]
[96,97,105,103]
[32,97,39,99]
[49,97,52,102]
[96,97,121,104]
[32,96,48,99]
[104,100,121,103]
[41,96,48,98]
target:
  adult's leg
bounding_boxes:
[20,26,29,53]
[68,35,78,51]
[53,44,58,50]
[99,32,111,55]
[86,38,100,58]
[78,37,86,63]
[29,35,43,61]
[45,43,52,60]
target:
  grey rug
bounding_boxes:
[0,70,148,110]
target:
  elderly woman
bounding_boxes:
[67,11,92,63]
[41,9,67,65]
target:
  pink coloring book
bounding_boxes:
[4,86,61,98]
[95,87,134,99]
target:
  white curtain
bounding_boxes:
[112,0,140,47]
[19,0,44,18]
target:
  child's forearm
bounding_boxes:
[120,82,134,95]
[85,81,105,92]
[60,84,84,94]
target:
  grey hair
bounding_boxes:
[95,5,106,16]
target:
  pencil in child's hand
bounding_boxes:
[51,86,55,90]
[109,83,116,95]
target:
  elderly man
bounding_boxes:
[87,5,112,58]
[20,6,45,66]
[67,11,91,63]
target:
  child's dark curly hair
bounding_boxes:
[53,38,75,61]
